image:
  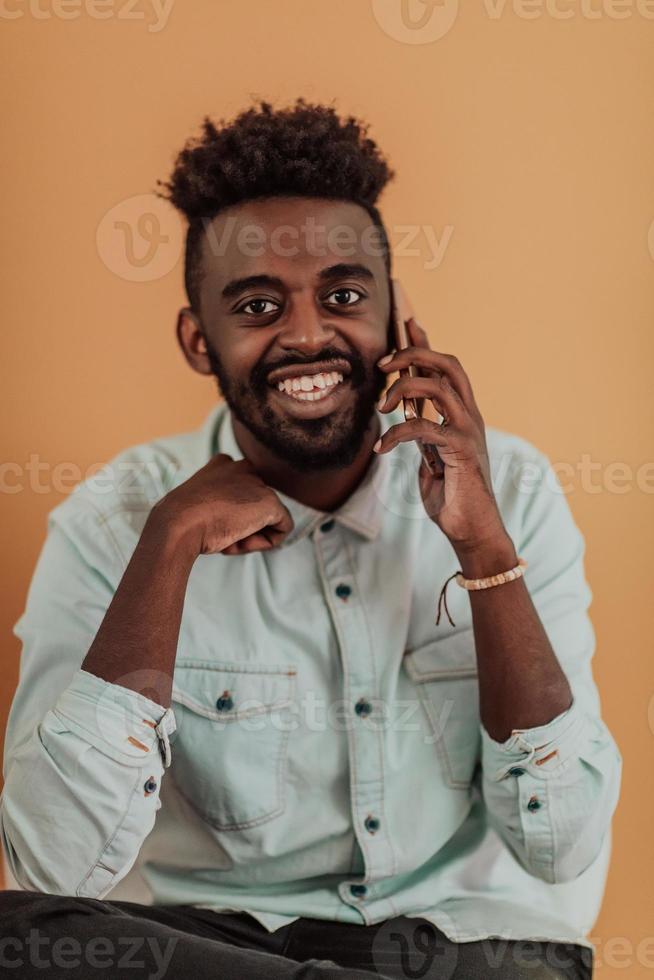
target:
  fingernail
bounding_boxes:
[377,354,393,366]
[377,394,387,410]
[373,438,382,452]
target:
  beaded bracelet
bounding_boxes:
[436,557,528,627]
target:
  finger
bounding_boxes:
[264,523,292,547]
[248,530,280,550]
[419,444,445,479]
[232,458,258,474]
[379,344,477,413]
[220,533,274,556]
[379,374,464,426]
[269,503,294,539]
[419,453,443,490]
[374,418,452,455]
[222,503,293,555]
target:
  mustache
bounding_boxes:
[250,348,366,393]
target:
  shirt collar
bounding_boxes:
[212,404,402,546]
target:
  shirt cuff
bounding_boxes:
[481,698,588,782]
[50,668,177,769]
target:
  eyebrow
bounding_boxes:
[220,263,375,300]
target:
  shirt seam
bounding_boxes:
[58,494,133,571]
[75,765,144,896]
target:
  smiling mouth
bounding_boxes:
[272,370,346,403]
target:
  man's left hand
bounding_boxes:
[375,317,508,554]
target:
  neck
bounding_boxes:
[231,413,381,512]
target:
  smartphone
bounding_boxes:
[390,279,442,476]
[391,279,420,421]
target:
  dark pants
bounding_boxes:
[0,890,592,979]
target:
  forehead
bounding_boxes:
[200,197,386,288]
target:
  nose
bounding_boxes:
[277,293,337,357]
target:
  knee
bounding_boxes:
[0,889,95,932]
[492,944,591,980]
[454,939,591,980]
[0,889,43,916]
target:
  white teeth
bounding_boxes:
[274,368,348,402]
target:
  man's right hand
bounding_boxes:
[151,453,294,557]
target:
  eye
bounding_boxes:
[237,298,281,316]
[324,287,364,307]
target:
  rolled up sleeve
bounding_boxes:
[481,698,621,884]
[1,501,176,898]
[480,451,622,884]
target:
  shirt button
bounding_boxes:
[527,796,542,812]
[144,777,157,795]
[335,584,352,600]
[350,884,367,899]
[354,699,372,717]
[320,519,335,533]
[216,692,234,711]
[364,815,380,834]
[508,767,526,777]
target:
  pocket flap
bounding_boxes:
[403,628,478,682]
[172,660,297,721]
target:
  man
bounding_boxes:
[0,99,621,979]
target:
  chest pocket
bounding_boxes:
[403,629,481,790]
[170,660,297,831]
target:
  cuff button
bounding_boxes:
[144,777,158,795]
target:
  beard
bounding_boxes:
[203,336,388,472]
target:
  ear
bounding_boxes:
[176,307,213,376]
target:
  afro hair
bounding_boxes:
[157,98,395,312]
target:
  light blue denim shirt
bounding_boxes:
[1,403,621,946]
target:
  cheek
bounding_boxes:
[345,320,390,361]
[217,333,261,379]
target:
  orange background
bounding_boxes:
[1,1,653,973]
